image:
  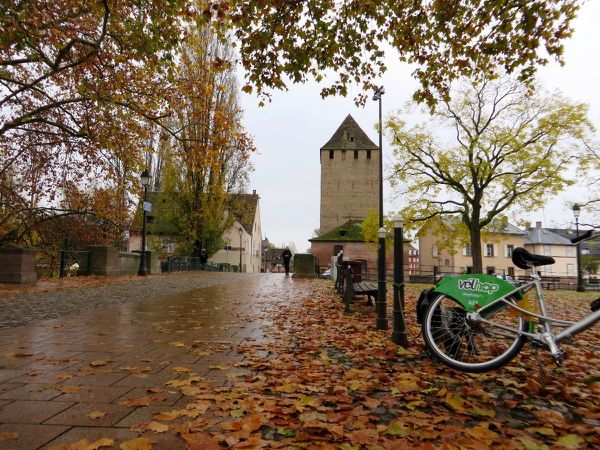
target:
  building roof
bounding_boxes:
[228,193,259,232]
[320,115,378,151]
[309,220,366,242]
[524,227,572,245]
[417,216,526,237]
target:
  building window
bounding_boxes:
[543,245,551,256]
[486,266,495,274]
[333,244,343,256]
[354,150,358,159]
[506,244,514,257]
[508,267,515,277]
[464,245,472,256]
[566,246,575,257]
[342,150,346,160]
[567,264,575,276]
[329,150,334,159]
[432,245,439,258]
[486,244,494,257]
[367,150,371,159]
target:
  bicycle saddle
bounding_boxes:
[512,247,555,270]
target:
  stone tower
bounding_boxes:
[319,115,379,234]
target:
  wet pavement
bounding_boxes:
[0,273,303,449]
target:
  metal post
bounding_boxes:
[392,218,409,347]
[373,86,388,330]
[138,184,148,276]
[575,217,585,292]
[59,249,67,278]
[239,230,243,272]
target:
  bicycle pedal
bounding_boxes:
[591,298,600,312]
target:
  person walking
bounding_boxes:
[282,246,293,275]
[200,248,208,270]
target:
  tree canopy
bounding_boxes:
[386,77,593,273]
[209,0,581,106]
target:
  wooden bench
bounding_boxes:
[540,276,560,290]
[340,265,378,313]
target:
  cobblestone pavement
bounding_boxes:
[0,272,254,329]
[0,273,306,449]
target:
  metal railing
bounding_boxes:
[165,256,233,273]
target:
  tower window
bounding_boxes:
[342,150,346,160]
[329,150,334,159]
[354,150,358,159]
[349,137,355,142]
[367,150,371,159]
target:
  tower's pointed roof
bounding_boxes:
[321,114,378,150]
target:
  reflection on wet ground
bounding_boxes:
[0,273,303,448]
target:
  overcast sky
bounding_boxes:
[242,1,600,252]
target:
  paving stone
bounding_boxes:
[0,423,70,450]
[52,385,133,403]
[0,400,73,423]
[41,425,185,449]
[116,387,182,407]
[43,401,132,427]
[0,383,63,401]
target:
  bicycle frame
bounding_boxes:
[468,270,600,349]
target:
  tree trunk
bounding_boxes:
[470,226,483,274]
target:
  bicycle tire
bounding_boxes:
[422,294,528,372]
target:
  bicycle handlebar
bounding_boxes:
[570,229,599,244]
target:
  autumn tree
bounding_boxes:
[0,0,198,244]
[386,77,593,273]
[151,24,254,256]
[208,0,581,106]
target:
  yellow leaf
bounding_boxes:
[444,392,464,412]
[172,366,192,373]
[87,410,108,420]
[556,434,584,449]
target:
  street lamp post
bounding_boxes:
[238,227,243,272]
[373,86,388,330]
[138,169,152,276]
[573,204,585,292]
[392,217,408,347]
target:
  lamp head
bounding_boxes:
[140,169,152,187]
[372,86,385,101]
[238,227,243,236]
[393,216,403,229]
[378,226,386,239]
[572,203,581,219]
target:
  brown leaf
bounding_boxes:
[119,395,167,408]
[0,432,18,442]
[119,437,155,450]
[58,385,85,394]
[89,360,111,367]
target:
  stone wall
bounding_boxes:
[319,149,379,234]
[0,245,37,284]
[311,240,409,280]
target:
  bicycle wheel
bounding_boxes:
[422,294,528,372]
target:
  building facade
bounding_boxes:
[524,222,577,277]
[418,217,527,276]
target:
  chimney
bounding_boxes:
[536,221,542,228]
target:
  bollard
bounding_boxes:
[392,217,409,347]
